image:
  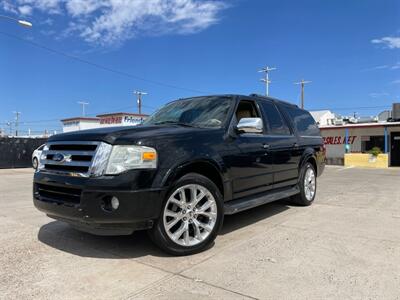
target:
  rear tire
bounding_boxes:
[291,162,316,206]
[149,173,224,256]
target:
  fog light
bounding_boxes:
[111,196,119,210]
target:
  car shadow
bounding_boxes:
[220,201,291,235]
[38,200,292,259]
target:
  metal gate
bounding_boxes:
[0,137,48,169]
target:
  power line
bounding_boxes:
[0,30,207,94]
[0,102,158,126]
[309,105,391,111]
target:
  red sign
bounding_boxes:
[100,116,123,124]
[323,136,356,145]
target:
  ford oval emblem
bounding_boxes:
[52,153,65,162]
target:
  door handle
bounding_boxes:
[293,143,299,148]
[262,143,270,149]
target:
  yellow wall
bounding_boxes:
[344,153,389,168]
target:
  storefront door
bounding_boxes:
[391,132,400,166]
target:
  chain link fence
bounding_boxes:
[0,137,48,168]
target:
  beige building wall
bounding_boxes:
[320,125,400,165]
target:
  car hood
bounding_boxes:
[48,125,212,145]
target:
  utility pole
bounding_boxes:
[13,111,21,137]
[133,90,148,115]
[77,101,89,116]
[294,79,312,109]
[258,66,276,96]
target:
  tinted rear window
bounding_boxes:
[259,101,291,135]
[283,106,320,136]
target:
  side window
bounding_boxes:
[234,100,263,134]
[235,100,260,122]
[259,101,291,135]
[283,106,320,136]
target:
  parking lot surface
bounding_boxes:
[0,166,399,299]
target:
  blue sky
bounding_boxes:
[0,0,399,134]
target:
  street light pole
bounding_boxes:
[0,14,32,27]
[258,66,276,96]
[133,91,148,115]
[294,79,312,109]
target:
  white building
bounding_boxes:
[61,117,101,133]
[320,122,400,166]
[61,112,148,133]
[310,110,336,126]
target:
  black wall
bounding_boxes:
[0,137,48,169]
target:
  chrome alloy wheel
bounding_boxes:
[304,167,316,201]
[163,184,218,247]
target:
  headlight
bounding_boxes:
[105,145,157,175]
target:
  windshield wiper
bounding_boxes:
[153,121,199,128]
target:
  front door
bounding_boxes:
[391,132,400,166]
[232,135,274,198]
[229,99,274,199]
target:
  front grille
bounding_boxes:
[35,183,82,205]
[40,141,100,177]
[49,144,97,151]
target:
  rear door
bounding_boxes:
[258,100,301,188]
[280,104,321,177]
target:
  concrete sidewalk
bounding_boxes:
[0,166,399,299]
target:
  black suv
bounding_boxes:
[34,94,325,255]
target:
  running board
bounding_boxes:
[224,185,300,215]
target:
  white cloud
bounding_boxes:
[1,0,17,13]
[391,79,400,85]
[18,5,32,15]
[1,0,227,47]
[66,0,106,17]
[371,36,400,49]
[365,62,400,71]
[391,62,400,70]
[28,0,61,13]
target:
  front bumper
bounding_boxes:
[33,170,167,235]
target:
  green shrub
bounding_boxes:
[368,147,382,157]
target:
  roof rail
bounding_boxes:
[249,93,266,98]
[249,93,298,107]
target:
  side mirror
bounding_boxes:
[236,117,263,134]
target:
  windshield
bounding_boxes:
[143,97,232,128]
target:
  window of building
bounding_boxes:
[361,135,384,153]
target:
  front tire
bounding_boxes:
[32,157,38,170]
[149,173,224,256]
[291,162,317,206]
